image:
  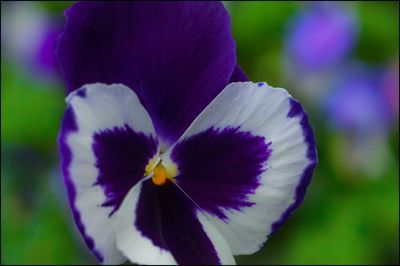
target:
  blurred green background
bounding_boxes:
[1,1,399,265]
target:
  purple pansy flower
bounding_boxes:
[57,2,317,265]
[325,63,391,134]
[1,2,62,81]
[285,2,358,72]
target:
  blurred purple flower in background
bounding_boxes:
[33,23,61,79]
[286,2,358,72]
[325,64,391,134]
[382,62,399,123]
[1,2,62,83]
[323,62,396,179]
[281,2,359,108]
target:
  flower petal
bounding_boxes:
[229,64,249,82]
[167,81,317,255]
[171,127,272,221]
[57,2,236,145]
[59,83,158,263]
[116,179,235,265]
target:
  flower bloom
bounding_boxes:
[285,2,358,71]
[1,2,62,81]
[325,64,391,134]
[57,2,317,265]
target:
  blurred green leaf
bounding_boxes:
[355,1,399,63]
[1,59,65,151]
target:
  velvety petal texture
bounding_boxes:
[57,1,237,145]
[229,65,249,82]
[167,81,317,255]
[59,83,158,264]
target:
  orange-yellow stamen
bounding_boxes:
[145,155,178,186]
[152,163,168,186]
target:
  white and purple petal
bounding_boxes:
[57,2,237,145]
[171,126,271,220]
[166,81,317,255]
[116,179,235,265]
[59,83,158,263]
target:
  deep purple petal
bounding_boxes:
[135,179,221,265]
[229,64,249,82]
[57,1,236,144]
[171,126,272,220]
[92,125,158,216]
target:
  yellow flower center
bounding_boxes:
[152,163,168,185]
[144,155,178,186]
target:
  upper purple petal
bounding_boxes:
[229,64,249,82]
[56,1,237,144]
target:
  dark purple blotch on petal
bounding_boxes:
[58,107,104,262]
[136,179,221,265]
[75,87,87,98]
[92,124,158,217]
[257,82,265,87]
[270,99,317,234]
[57,2,237,145]
[172,127,272,220]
